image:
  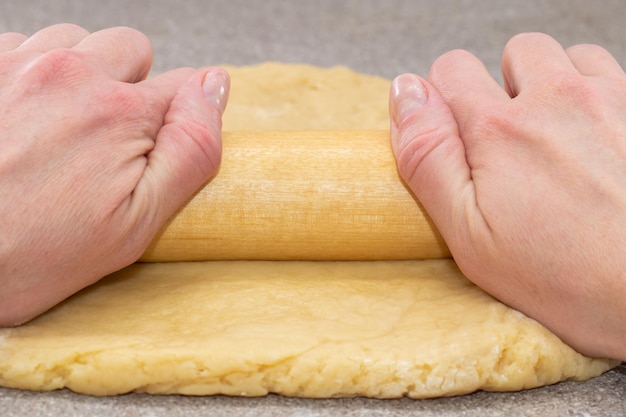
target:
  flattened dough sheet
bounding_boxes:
[0,260,615,397]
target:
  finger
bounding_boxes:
[501,32,578,97]
[73,26,153,82]
[0,32,27,51]
[566,43,625,77]
[17,23,89,52]
[132,67,230,234]
[389,73,478,252]
[428,49,510,135]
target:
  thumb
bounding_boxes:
[389,73,474,252]
[136,67,230,230]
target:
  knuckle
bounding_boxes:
[21,49,88,91]
[566,43,605,55]
[95,85,160,134]
[435,49,474,65]
[462,105,517,142]
[112,26,150,44]
[505,32,550,50]
[541,73,604,116]
[101,85,146,117]
[429,49,473,80]
[0,32,27,46]
[108,26,152,60]
[44,22,89,38]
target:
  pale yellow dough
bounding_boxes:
[0,261,615,397]
[0,63,618,397]
[221,63,391,131]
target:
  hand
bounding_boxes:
[0,24,230,326]
[389,32,626,360]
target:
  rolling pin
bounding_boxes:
[141,130,450,261]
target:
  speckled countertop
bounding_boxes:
[0,0,624,415]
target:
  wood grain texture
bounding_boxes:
[141,130,449,261]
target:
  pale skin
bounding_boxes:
[389,33,626,361]
[0,24,230,326]
[0,26,624,363]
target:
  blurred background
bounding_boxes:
[1,0,624,83]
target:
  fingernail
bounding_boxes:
[390,73,428,126]
[202,67,230,115]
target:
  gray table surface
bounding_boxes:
[1,0,625,415]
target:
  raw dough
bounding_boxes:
[221,63,391,131]
[0,260,615,397]
[0,63,618,397]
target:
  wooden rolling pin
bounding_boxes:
[141,130,450,261]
